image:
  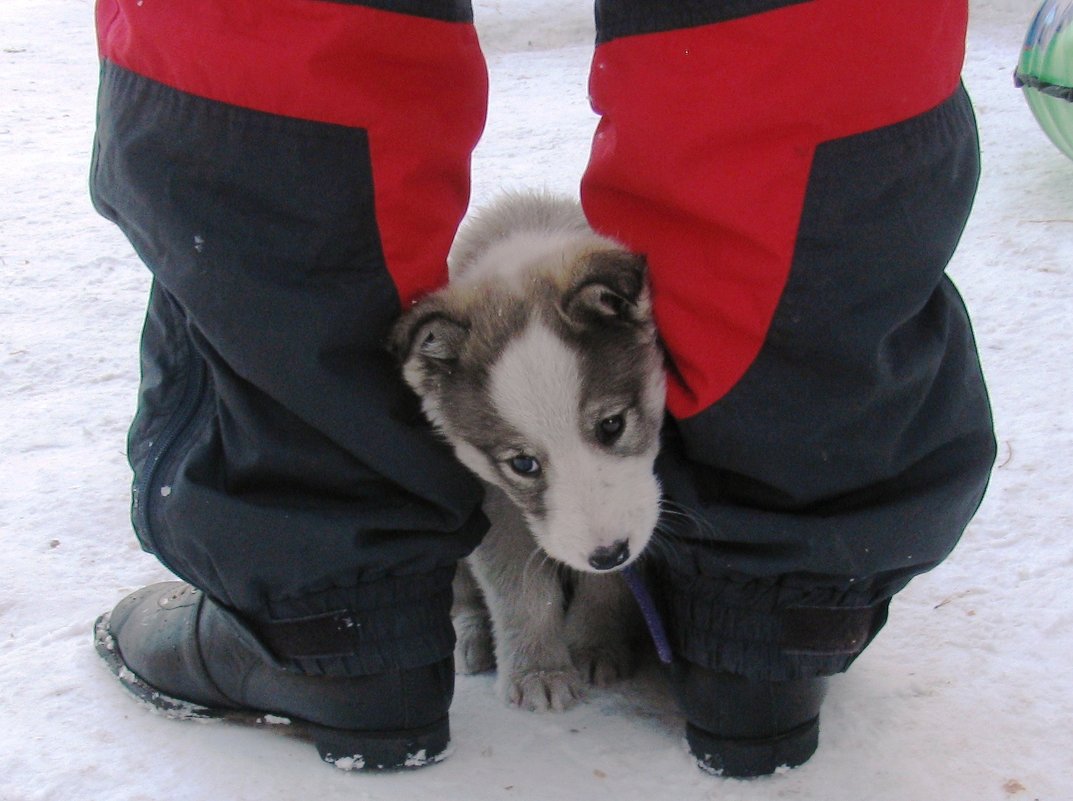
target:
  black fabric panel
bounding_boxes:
[650,85,995,678]
[324,0,474,23]
[595,0,812,44]
[91,63,486,669]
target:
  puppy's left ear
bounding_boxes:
[389,293,466,366]
[561,250,650,328]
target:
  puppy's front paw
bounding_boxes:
[500,667,584,712]
[453,612,495,674]
[570,642,637,687]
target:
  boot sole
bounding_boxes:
[94,612,450,771]
[686,715,819,779]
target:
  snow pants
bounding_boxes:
[91,0,995,680]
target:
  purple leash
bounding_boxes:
[622,565,674,665]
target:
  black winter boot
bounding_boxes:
[670,662,827,778]
[94,582,453,770]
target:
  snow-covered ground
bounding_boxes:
[2,1,1071,799]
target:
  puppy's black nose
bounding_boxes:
[588,540,630,571]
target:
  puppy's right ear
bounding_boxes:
[390,300,469,367]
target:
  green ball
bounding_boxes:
[1016,0,1073,161]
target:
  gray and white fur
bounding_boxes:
[392,192,665,711]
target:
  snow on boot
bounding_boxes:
[94,582,453,771]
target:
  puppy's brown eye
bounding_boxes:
[596,414,625,445]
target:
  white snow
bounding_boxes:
[330,756,367,772]
[258,715,291,726]
[2,1,1071,800]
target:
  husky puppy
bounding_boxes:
[392,193,665,711]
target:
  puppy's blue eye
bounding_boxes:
[509,455,542,477]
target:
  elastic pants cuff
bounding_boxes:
[252,567,456,676]
[656,566,889,681]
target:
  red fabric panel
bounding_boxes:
[96,0,488,306]
[582,0,968,419]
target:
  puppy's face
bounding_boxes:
[393,246,665,573]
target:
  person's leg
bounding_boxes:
[582,0,995,777]
[90,0,488,769]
